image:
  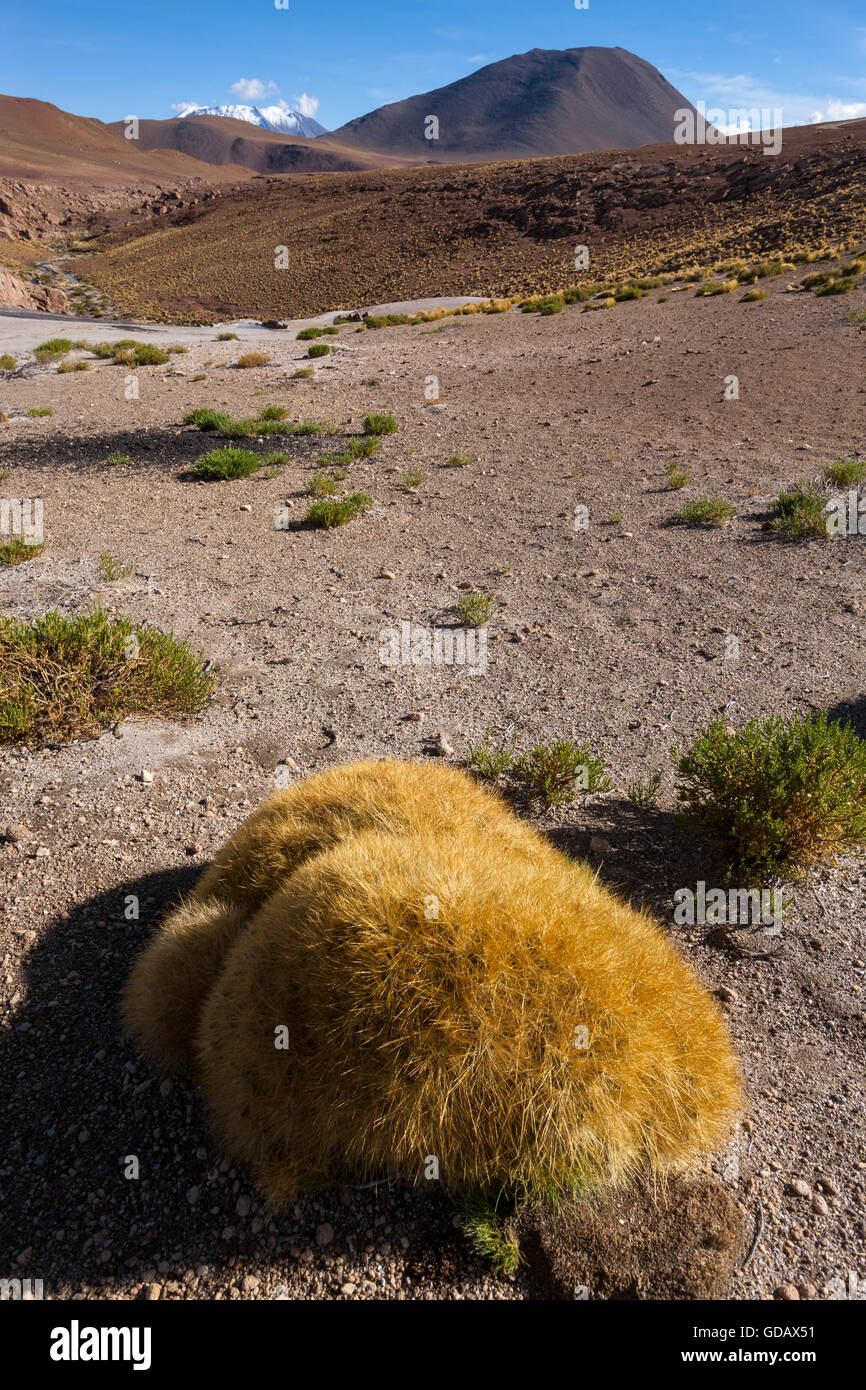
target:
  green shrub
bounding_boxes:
[305,491,373,527]
[513,739,612,808]
[217,332,240,341]
[184,408,234,432]
[0,607,213,745]
[191,447,262,481]
[307,472,339,496]
[316,436,380,468]
[97,550,133,582]
[769,484,828,539]
[308,344,330,358]
[823,458,866,487]
[674,711,866,882]
[614,284,648,302]
[364,413,397,436]
[259,405,289,421]
[741,289,766,303]
[521,295,565,315]
[297,327,324,340]
[628,771,663,807]
[456,591,496,628]
[465,726,518,780]
[444,453,472,468]
[675,497,736,527]
[402,469,426,490]
[26,407,53,418]
[293,367,314,378]
[0,353,17,370]
[665,462,691,489]
[0,537,45,566]
[57,359,91,372]
[34,337,74,358]
[237,353,271,368]
[107,452,132,466]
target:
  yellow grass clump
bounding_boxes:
[123,760,741,1207]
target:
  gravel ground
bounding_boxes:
[1,263,865,1300]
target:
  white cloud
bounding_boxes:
[293,92,320,118]
[669,67,866,127]
[170,101,201,113]
[230,77,275,101]
[810,99,866,122]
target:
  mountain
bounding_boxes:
[176,103,327,138]
[331,46,697,160]
[109,115,402,173]
[0,94,249,184]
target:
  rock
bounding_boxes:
[185,843,202,855]
[811,1193,830,1216]
[142,1283,162,1301]
[403,712,424,723]
[241,1274,260,1291]
[138,769,153,783]
[589,836,612,855]
[431,732,454,757]
[2,824,26,843]
[187,1187,199,1205]
[714,987,738,1004]
[817,1176,839,1196]
[34,847,50,858]
[315,1223,335,1248]
[378,570,396,579]
[236,1195,252,1218]
[775,1284,801,1300]
[340,1282,357,1296]
[515,1177,743,1300]
[788,1178,811,1198]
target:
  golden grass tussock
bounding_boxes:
[123,760,741,1206]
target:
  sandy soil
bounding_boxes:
[0,263,864,1301]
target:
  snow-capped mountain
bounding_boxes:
[176,103,326,138]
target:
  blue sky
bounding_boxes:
[3,0,865,130]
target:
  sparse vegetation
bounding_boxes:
[769,483,828,539]
[34,337,74,359]
[97,550,133,582]
[293,367,314,378]
[512,739,612,808]
[465,725,518,780]
[307,344,330,358]
[0,354,17,371]
[26,407,53,418]
[305,491,373,527]
[402,469,426,490]
[57,360,91,372]
[363,413,397,436]
[217,332,239,341]
[236,353,271,368]
[306,472,339,497]
[456,591,496,627]
[107,452,132,467]
[674,711,866,883]
[741,289,766,302]
[823,458,866,487]
[0,608,213,744]
[191,447,263,481]
[0,537,45,566]
[444,453,472,468]
[665,462,691,489]
[675,496,736,527]
[460,1192,523,1275]
[628,771,663,807]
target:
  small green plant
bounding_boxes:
[521,294,565,315]
[293,367,314,379]
[307,472,339,496]
[0,354,17,371]
[297,327,324,340]
[444,453,472,468]
[97,550,133,582]
[459,1191,523,1276]
[741,289,766,303]
[695,280,738,297]
[107,452,132,466]
[402,469,426,490]
[308,344,330,358]
[456,591,496,627]
[184,408,233,431]
[57,360,91,372]
[26,407,53,418]
[113,343,170,366]
[512,739,612,808]
[305,491,373,528]
[363,413,397,436]
[675,497,736,527]
[665,462,691,489]
[607,512,623,525]
[823,458,866,487]
[674,711,866,882]
[628,771,663,807]
[0,537,45,566]
[217,332,240,341]
[613,284,648,302]
[192,373,207,382]
[0,608,213,745]
[769,484,827,539]
[237,353,271,368]
[34,337,74,359]
[317,436,380,468]
[259,405,289,421]
[465,726,518,780]
[844,309,866,324]
[191,447,262,481]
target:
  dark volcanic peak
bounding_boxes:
[330,46,697,160]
